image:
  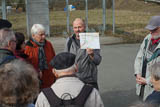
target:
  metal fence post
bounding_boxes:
[102,0,106,33]
[2,0,6,19]
[85,0,88,32]
[112,0,115,34]
[66,0,70,33]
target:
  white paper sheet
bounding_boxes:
[79,32,100,49]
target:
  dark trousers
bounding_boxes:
[139,85,145,100]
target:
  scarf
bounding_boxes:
[31,38,48,70]
[151,37,160,45]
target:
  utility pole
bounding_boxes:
[102,0,106,34]
[66,0,70,33]
[112,0,115,34]
[85,0,88,32]
[2,0,6,19]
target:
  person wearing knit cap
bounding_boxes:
[35,52,104,107]
[135,16,160,100]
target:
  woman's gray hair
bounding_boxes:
[0,59,39,106]
[149,62,160,81]
[0,28,15,48]
[31,24,45,35]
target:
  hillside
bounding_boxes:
[116,0,160,14]
[6,0,160,43]
[110,0,160,43]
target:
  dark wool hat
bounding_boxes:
[0,19,12,29]
[50,52,76,70]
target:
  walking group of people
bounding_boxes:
[134,16,160,107]
[0,18,104,107]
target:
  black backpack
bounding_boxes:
[42,85,93,107]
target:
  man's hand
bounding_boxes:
[86,48,94,59]
[136,74,147,85]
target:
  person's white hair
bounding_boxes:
[150,62,160,81]
[31,24,45,35]
[54,64,76,74]
[0,28,15,48]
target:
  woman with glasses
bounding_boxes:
[24,24,56,89]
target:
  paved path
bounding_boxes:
[47,37,141,107]
[99,44,140,107]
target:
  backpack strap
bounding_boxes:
[74,84,93,106]
[42,85,93,107]
[42,88,61,107]
[67,37,72,52]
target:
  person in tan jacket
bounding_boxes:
[36,52,104,107]
[135,16,160,100]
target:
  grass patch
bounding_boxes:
[3,0,160,43]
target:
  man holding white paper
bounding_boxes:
[64,18,102,89]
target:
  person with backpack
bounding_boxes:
[35,52,104,107]
[134,16,160,100]
[64,18,102,89]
